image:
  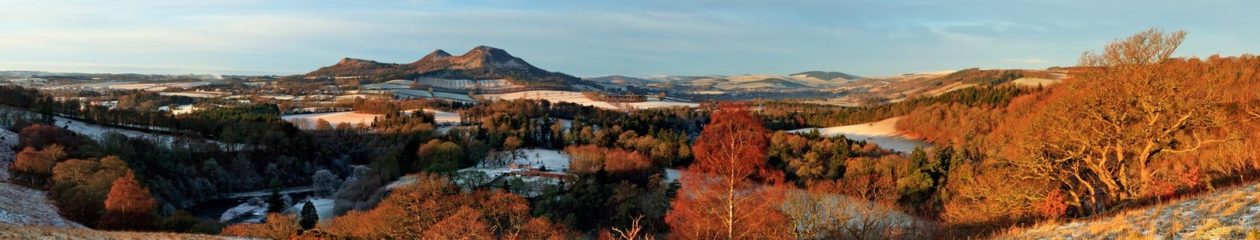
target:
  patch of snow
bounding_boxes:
[665,168,682,183]
[787,117,930,153]
[423,109,460,124]
[289,198,335,221]
[480,90,697,110]
[51,116,190,147]
[281,111,380,129]
[626,101,699,109]
[468,149,570,178]
[1009,77,1060,87]
[219,201,267,224]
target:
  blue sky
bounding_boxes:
[1,0,1256,77]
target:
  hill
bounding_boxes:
[999,183,1260,239]
[583,75,660,86]
[0,129,83,228]
[305,58,401,78]
[637,71,864,91]
[305,46,579,86]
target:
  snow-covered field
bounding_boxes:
[0,128,84,228]
[1,106,227,148]
[108,82,211,92]
[480,90,696,110]
[461,149,571,179]
[416,78,515,90]
[405,108,461,123]
[625,100,699,109]
[787,117,930,153]
[1009,77,1060,87]
[282,111,380,129]
[50,116,190,147]
[425,109,460,124]
[218,201,266,224]
[284,109,460,130]
[1005,183,1260,239]
[481,91,619,109]
[431,91,476,102]
[159,91,230,98]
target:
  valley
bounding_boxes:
[0,9,1257,238]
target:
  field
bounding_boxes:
[480,90,696,110]
[787,117,930,153]
[1008,77,1060,87]
[281,111,380,129]
[461,148,571,179]
[1,105,179,144]
[106,82,211,91]
[0,224,238,240]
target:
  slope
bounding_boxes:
[999,183,1260,239]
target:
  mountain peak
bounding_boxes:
[420,50,452,62]
[335,57,385,66]
[464,45,515,62]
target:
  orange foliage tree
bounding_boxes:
[312,173,574,239]
[10,144,65,186]
[666,104,789,239]
[564,144,655,183]
[995,28,1243,215]
[221,213,300,239]
[98,171,158,230]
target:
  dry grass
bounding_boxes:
[996,183,1260,239]
[0,223,247,240]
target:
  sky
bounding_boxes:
[1,0,1257,78]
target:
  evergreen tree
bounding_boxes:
[299,201,318,230]
[267,177,285,213]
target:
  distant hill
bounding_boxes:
[618,71,864,91]
[306,58,401,78]
[791,71,863,82]
[305,46,579,86]
[584,75,661,85]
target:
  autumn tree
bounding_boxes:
[10,145,65,186]
[415,139,466,172]
[423,206,492,240]
[998,28,1233,215]
[17,124,80,151]
[503,135,524,163]
[49,156,128,226]
[318,173,574,239]
[98,171,158,230]
[222,213,300,239]
[666,104,789,239]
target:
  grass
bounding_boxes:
[996,183,1260,239]
[0,223,246,240]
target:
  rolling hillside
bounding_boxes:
[999,183,1260,239]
